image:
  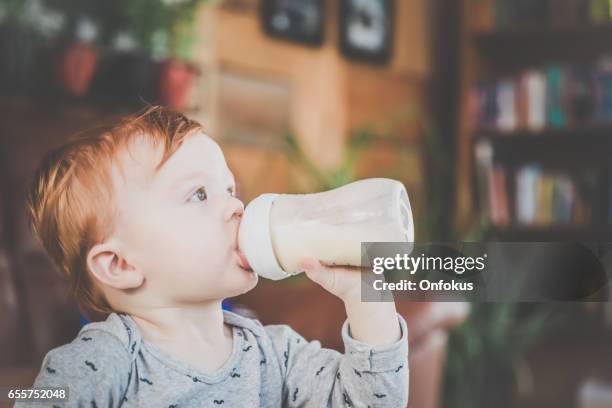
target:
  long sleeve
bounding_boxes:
[264,313,409,407]
[15,329,132,408]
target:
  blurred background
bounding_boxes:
[1,0,612,407]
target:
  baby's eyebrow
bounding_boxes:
[167,170,209,191]
[166,170,235,192]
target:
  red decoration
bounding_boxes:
[56,43,98,97]
[158,59,198,110]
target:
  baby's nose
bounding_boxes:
[225,198,244,221]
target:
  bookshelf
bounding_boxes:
[458,0,612,241]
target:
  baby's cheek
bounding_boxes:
[160,215,231,271]
[125,212,167,249]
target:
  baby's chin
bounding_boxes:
[239,266,259,294]
[226,261,259,296]
[238,275,259,295]
[180,262,258,299]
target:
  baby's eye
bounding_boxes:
[189,187,208,202]
[228,186,236,197]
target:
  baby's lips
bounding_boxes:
[236,248,252,270]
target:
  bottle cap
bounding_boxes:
[239,193,290,280]
[396,182,414,242]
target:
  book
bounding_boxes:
[546,65,567,127]
[525,70,547,130]
[565,66,597,125]
[516,165,540,225]
[471,60,612,130]
[594,59,612,121]
[554,175,575,223]
[497,80,517,131]
[514,166,590,226]
[488,165,509,226]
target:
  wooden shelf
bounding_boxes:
[486,225,612,241]
[473,126,612,165]
[474,23,612,45]
[474,125,612,140]
[473,23,612,68]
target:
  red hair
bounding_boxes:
[27,106,203,320]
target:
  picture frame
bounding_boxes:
[261,0,325,46]
[339,0,394,64]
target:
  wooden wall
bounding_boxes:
[190,0,433,201]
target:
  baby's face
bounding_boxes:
[110,132,258,305]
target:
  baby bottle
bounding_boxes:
[238,178,414,280]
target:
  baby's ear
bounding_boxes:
[87,241,143,290]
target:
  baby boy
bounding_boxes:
[17,107,408,407]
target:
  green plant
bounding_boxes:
[24,0,212,56]
[276,127,376,286]
[282,127,376,191]
[442,302,569,408]
[0,0,25,21]
[278,106,428,285]
[281,104,419,191]
[120,0,212,60]
[1,0,65,31]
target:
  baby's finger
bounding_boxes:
[320,261,363,273]
[299,258,335,288]
[298,257,321,272]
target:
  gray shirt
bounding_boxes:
[18,309,409,407]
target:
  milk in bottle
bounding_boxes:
[238,178,413,280]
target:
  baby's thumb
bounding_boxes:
[300,258,321,278]
[300,258,334,290]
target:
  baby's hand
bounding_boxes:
[299,258,362,303]
[300,257,402,347]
